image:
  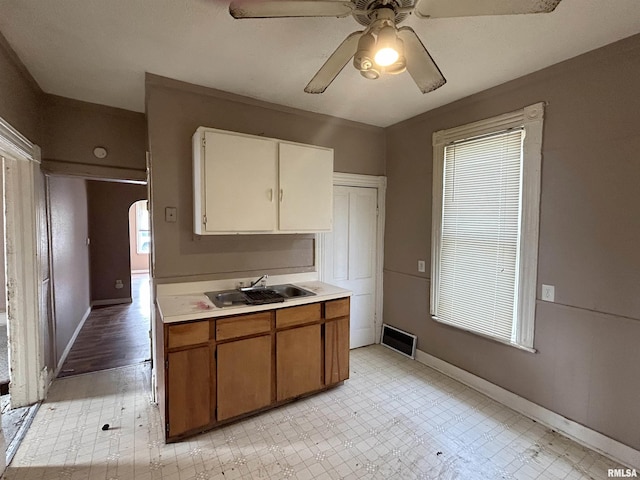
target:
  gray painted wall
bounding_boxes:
[49,176,90,365]
[384,34,640,450]
[41,95,146,170]
[146,74,386,282]
[0,31,41,143]
[87,181,147,303]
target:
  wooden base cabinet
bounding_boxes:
[217,335,272,421]
[325,317,349,385]
[276,324,322,401]
[167,345,214,438]
[324,298,350,385]
[157,297,350,442]
[159,317,215,439]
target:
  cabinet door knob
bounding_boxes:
[268,188,274,202]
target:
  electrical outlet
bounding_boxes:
[115,279,124,289]
[165,207,177,222]
[417,260,426,273]
[542,284,555,302]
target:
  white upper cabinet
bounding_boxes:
[279,142,333,232]
[193,127,333,235]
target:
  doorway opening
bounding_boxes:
[55,181,150,378]
[130,199,150,274]
[0,151,42,469]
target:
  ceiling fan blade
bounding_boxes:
[415,0,562,18]
[397,27,446,94]
[305,31,363,94]
[230,0,354,19]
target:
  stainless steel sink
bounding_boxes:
[206,283,315,308]
[206,290,248,308]
[270,284,315,298]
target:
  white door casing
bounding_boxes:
[0,116,45,408]
[318,173,386,348]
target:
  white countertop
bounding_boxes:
[157,281,351,324]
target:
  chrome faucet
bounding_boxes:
[244,274,268,290]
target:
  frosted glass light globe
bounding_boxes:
[374,47,399,67]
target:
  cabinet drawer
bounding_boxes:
[325,298,350,319]
[167,320,210,349]
[216,312,272,341]
[276,303,321,329]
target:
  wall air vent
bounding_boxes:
[381,323,417,359]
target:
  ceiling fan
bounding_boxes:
[229,0,562,94]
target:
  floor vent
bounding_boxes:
[381,324,417,359]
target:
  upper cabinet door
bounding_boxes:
[278,142,333,232]
[203,131,277,233]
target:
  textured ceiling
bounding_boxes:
[1,0,640,127]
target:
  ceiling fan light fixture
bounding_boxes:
[374,25,399,67]
[353,32,376,71]
[360,67,380,80]
[382,37,405,74]
[384,56,406,75]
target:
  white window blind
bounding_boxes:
[436,129,524,343]
[431,103,544,351]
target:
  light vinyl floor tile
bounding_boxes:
[2,346,627,480]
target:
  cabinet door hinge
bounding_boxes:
[203,215,207,225]
[166,422,169,434]
[165,360,169,370]
[202,137,206,147]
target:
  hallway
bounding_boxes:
[58,273,151,378]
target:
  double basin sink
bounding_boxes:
[205,284,315,308]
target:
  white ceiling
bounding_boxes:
[1,0,640,127]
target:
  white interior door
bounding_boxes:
[322,186,377,349]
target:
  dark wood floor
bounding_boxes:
[58,273,151,378]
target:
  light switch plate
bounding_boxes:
[417,260,426,273]
[165,207,177,222]
[542,284,555,302]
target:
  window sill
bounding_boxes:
[431,316,537,354]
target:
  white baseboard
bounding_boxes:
[415,349,640,470]
[131,270,149,274]
[91,297,132,307]
[55,306,91,377]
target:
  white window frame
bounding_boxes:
[431,102,544,351]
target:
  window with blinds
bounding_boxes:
[431,103,544,351]
[437,130,523,342]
